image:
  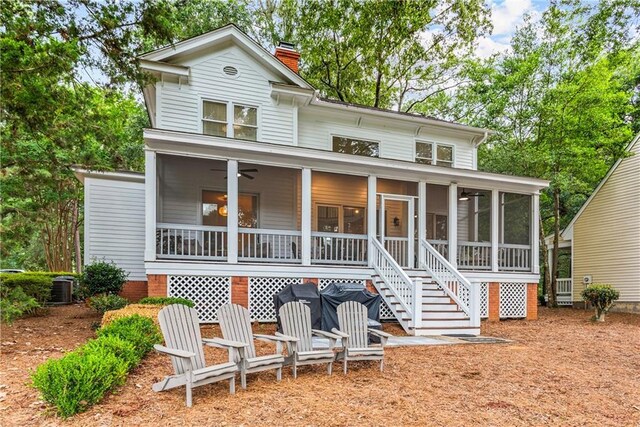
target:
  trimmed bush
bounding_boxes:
[32,315,161,418]
[80,261,128,297]
[0,286,40,324]
[138,296,195,307]
[97,315,162,360]
[0,273,53,305]
[582,283,620,322]
[88,294,129,314]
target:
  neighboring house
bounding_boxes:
[548,133,640,312]
[75,24,549,335]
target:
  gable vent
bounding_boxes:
[223,66,238,76]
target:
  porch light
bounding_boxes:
[237,172,242,177]
[218,205,228,217]
[458,194,470,201]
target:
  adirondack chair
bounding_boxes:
[276,301,340,378]
[153,304,246,407]
[332,301,393,374]
[217,303,287,389]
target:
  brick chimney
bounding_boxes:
[274,41,300,74]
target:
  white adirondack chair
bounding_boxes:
[332,301,393,374]
[217,303,287,389]
[153,304,245,407]
[276,301,340,378]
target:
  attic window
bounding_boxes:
[223,66,238,77]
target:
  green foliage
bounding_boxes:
[582,284,620,321]
[0,286,40,324]
[0,273,53,305]
[80,261,128,297]
[88,294,129,314]
[138,296,195,307]
[97,315,162,360]
[32,315,161,418]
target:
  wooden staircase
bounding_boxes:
[373,270,480,336]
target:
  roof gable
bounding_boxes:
[140,24,312,89]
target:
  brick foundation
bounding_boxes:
[526,283,538,320]
[147,274,167,297]
[488,282,500,321]
[231,276,249,307]
[303,278,319,286]
[119,280,148,302]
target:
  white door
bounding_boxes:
[378,194,414,268]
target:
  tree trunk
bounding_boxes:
[539,218,550,306]
[549,189,561,307]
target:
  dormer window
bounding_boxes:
[202,101,258,141]
[415,141,454,167]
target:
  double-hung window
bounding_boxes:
[415,141,454,167]
[202,101,258,141]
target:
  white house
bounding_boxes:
[76,25,549,335]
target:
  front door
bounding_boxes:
[378,194,414,268]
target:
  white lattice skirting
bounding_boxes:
[167,275,231,323]
[480,282,489,319]
[248,277,303,321]
[499,282,527,318]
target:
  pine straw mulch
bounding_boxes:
[1,304,639,427]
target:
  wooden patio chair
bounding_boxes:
[153,304,244,407]
[331,301,393,374]
[217,303,287,389]
[276,301,340,378]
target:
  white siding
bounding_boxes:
[85,178,146,280]
[157,46,294,145]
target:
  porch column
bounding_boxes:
[448,183,457,266]
[532,193,540,274]
[144,150,157,262]
[367,175,377,267]
[227,160,239,263]
[491,189,500,272]
[418,181,427,264]
[301,168,312,266]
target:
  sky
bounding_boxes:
[475,0,548,58]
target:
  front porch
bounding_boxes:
[150,154,539,275]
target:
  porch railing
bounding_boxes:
[239,228,302,263]
[457,241,491,270]
[156,223,227,260]
[384,237,410,268]
[498,243,531,271]
[556,278,573,306]
[311,232,368,265]
[420,239,479,326]
[427,239,448,259]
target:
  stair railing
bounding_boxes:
[371,238,420,326]
[419,238,480,327]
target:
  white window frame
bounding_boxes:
[200,98,260,141]
[414,140,456,167]
[330,134,380,158]
[314,203,367,234]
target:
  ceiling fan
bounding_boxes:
[459,189,486,201]
[210,168,259,180]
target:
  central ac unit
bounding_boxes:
[583,275,593,285]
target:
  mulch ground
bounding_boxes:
[1,304,639,426]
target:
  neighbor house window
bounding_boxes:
[332,136,379,158]
[202,101,258,141]
[415,141,454,167]
[202,101,227,137]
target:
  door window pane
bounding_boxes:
[343,207,365,234]
[317,205,339,233]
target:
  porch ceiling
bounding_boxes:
[144,128,549,194]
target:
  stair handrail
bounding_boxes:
[419,238,477,323]
[370,238,415,316]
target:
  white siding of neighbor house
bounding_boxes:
[157,45,294,145]
[573,139,640,303]
[84,178,146,280]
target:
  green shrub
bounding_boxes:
[80,261,128,297]
[0,273,53,305]
[97,315,162,360]
[582,283,620,322]
[31,342,129,418]
[138,296,195,307]
[88,294,129,314]
[1,286,40,324]
[32,315,161,418]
